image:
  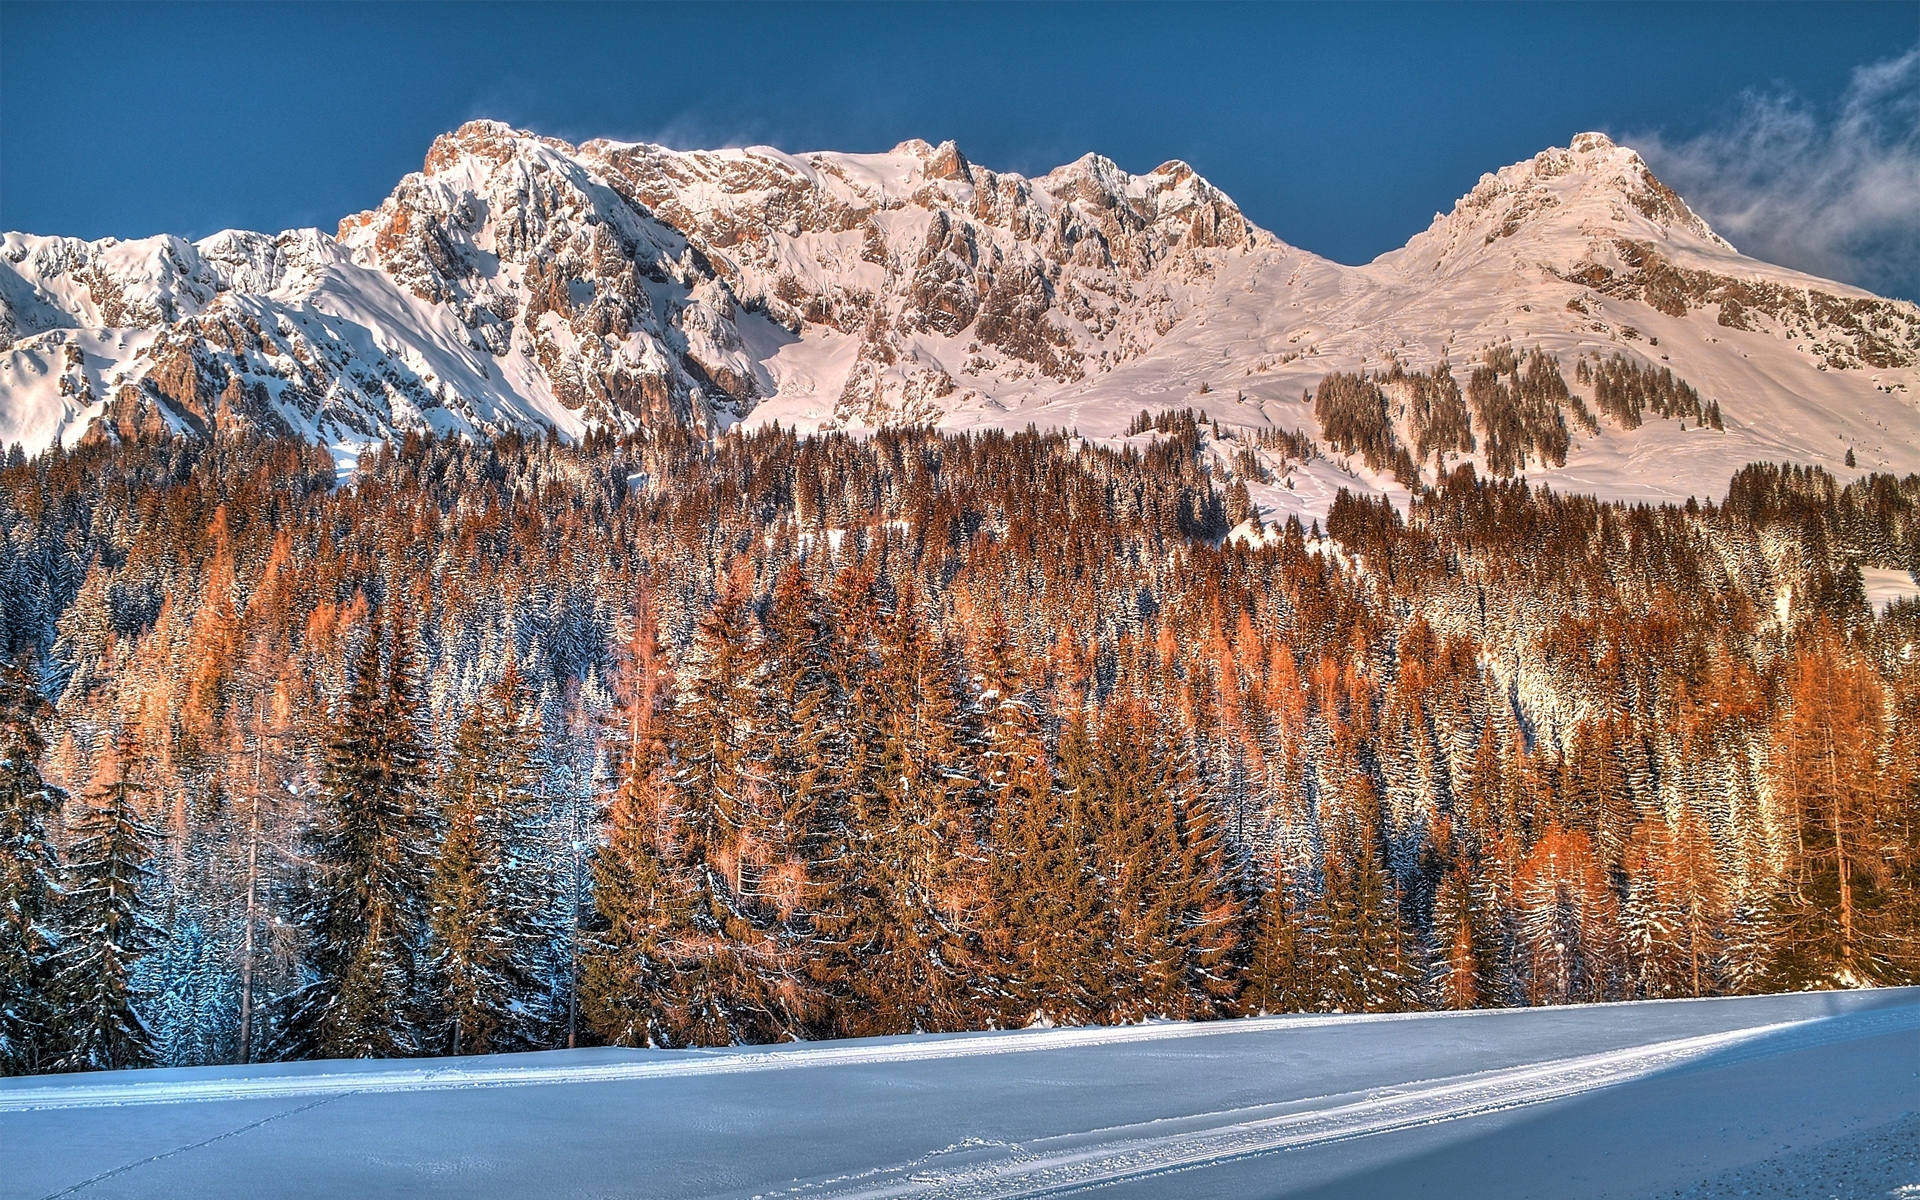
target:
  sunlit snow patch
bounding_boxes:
[1861,568,1920,613]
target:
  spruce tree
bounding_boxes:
[980,640,1101,1025]
[580,768,688,1047]
[669,566,762,892]
[659,565,789,1044]
[815,583,980,1036]
[1243,859,1311,1015]
[745,566,836,1032]
[291,614,435,1059]
[1315,839,1420,1013]
[751,566,835,933]
[425,665,548,1055]
[1086,703,1240,1023]
[54,734,166,1071]
[1515,826,1622,1005]
[0,661,66,1075]
[580,588,688,1047]
[1430,861,1500,1009]
[142,911,237,1067]
[1622,806,1728,998]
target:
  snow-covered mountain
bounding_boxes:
[4,123,1916,509]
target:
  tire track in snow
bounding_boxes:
[739,1005,1920,1200]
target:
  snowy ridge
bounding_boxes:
[4,124,1918,516]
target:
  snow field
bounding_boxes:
[3,988,1915,1200]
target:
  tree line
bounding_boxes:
[0,412,1915,1072]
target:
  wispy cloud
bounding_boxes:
[1625,45,1920,302]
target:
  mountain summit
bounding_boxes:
[3,125,1915,512]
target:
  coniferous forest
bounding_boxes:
[1,412,1917,1074]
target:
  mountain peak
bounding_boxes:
[6,123,1915,509]
[1382,133,1733,285]
[421,119,574,176]
[889,138,973,181]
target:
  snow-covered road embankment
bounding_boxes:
[4,989,1916,1199]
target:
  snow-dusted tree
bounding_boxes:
[980,641,1100,1025]
[750,565,834,922]
[580,584,684,1048]
[1313,828,1421,1014]
[289,614,435,1059]
[1622,805,1729,998]
[139,912,238,1067]
[0,661,66,1075]
[1431,859,1502,1009]
[814,579,981,1036]
[1242,857,1312,1015]
[1765,631,1908,986]
[581,773,687,1047]
[54,734,166,1071]
[1516,827,1621,1005]
[425,662,549,1055]
[657,564,791,1044]
[1087,701,1241,1022]
[668,563,764,897]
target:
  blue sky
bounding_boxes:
[3,2,1916,296]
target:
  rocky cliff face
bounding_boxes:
[4,125,1916,511]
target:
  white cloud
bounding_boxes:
[1625,44,1920,301]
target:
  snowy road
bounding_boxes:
[3,989,1916,1199]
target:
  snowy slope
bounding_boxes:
[3,989,1916,1199]
[4,124,1917,518]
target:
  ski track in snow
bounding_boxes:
[738,1006,1920,1200]
[32,1094,350,1200]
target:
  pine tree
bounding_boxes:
[290,613,435,1059]
[814,582,980,1036]
[580,584,688,1048]
[0,661,66,1075]
[1516,826,1621,1005]
[1243,858,1312,1014]
[425,664,549,1055]
[1086,702,1240,1022]
[980,641,1101,1025]
[54,734,166,1071]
